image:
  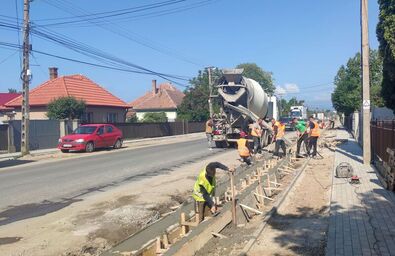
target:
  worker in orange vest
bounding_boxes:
[237,131,252,165]
[271,118,287,157]
[249,119,262,154]
[205,118,213,150]
[307,116,320,158]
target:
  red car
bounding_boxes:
[58,124,123,153]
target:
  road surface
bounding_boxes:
[0,138,226,225]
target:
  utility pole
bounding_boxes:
[207,67,214,118]
[21,0,31,156]
[361,0,371,164]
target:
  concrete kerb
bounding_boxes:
[162,156,290,256]
[239,156,312,255]
[0,132,205,161]
[101,156,263,256]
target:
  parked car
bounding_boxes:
[58,124,123,153]
[279,117,294,131]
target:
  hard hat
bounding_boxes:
[240,131,247,138]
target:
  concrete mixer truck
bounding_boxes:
[211,69,279,148]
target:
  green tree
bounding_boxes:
[279,97,305,116]
[331,50,384,115]
[126,115,138,123]
[177,69,221,121]
[236,63,276,95]
[142,112,167,123]
[377,0,395,113]
[47,96,86,120]
[8,88,18,93]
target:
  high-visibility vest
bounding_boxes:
[237,138,250,157]
[205,120,213,134]
[251,123,261,137]
[192,168,216,202]
[277,123,285,139]
[311,121,320,137]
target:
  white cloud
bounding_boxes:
[284,83,300,93]
[275,86,286,95]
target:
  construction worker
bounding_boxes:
[307,116,320,158]
[205,118,213,150]
[250,119,262,154]
[292,118,308,158]
[271,118,287,157]
[192,162,231,222]
[237,131,252,165]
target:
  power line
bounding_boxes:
[37,0,214,27]
[0,41,190,87]
[36,0,207,66]
[36,0,185,23]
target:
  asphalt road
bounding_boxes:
[0,138,226,225]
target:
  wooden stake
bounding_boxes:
[239,203,263,215]
[230,170,237,226]
[181,213,187,235]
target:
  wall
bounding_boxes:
[0,120,205,154]
[115,121,204,139]
[85,106,126,123]
[8,120,61,151]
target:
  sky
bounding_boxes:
[0,0,380,110]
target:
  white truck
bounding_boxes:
[211,69,276,148]
[290,105,307,120]
[316,112,325,121]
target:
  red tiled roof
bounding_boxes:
[0,93,21,106]
[6,75,128,108]
[130,83,185,110]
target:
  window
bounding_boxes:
[97,126,104,135]
[107,113,117,123]
[82,112,93,123]
[105,125,113,133]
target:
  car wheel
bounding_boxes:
[113,139,122,149]
[61,149,69,153]
[85,142,95,153]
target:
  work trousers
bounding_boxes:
[253,136,260,154]
[241,156,252,165]
[206,133,212,148]
[296,133,309,155]
[308,136,318,156]
[274,139,286,157]
[195,200,212,222]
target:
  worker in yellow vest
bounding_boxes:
[192,162,231,222]
[271,118,287,157]
[307,116,320,158]
[237,131,251,165]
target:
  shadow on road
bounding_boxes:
[0,198,82,226]
[0,159,35,169]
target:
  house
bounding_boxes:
[5,68,129,123]
[130,80,185,122]
[0,93,21,122]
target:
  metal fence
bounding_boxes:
[113,121,205,139]
[371,120,395,163]
[0,124,8,151]
[9,120,61,151]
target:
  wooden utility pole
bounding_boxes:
[21,0,31,156]
[207,67,214,118]
[361,0,371,164]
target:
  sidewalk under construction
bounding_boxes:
[100,127,395,256]
[100,130,328,256]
